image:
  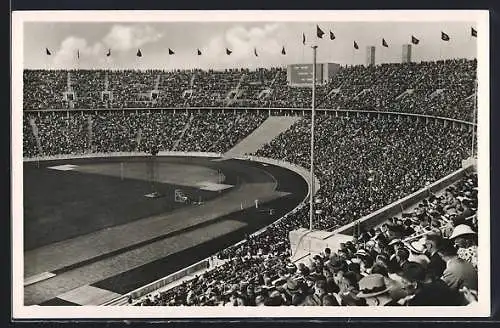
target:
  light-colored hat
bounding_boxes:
[389,238,402,246]
[449,224,476,239]
[405,237,426,254]
[355,249,368,257]
[356,274,390,298]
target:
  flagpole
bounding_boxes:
[309,45,317,232]
[471,79,477,158]
[45,49,50,71]
[351,46,354,66]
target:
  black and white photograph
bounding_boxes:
[11,10,490,318]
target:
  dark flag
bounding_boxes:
[281,46,286,55]
[168,48,175,55]
[317,25,325,38]
[197,49,202,55]
[137,48,142,57]
[354,41,359,50]
[411,35,420,45]
[302,33,306,45]
[330,30,335,40]
[106,49,111,57]
[382,38,388,47]
[471,27,477,37]
[45,48,51,55]
[254,47,258,57]
[226,48,232,55]
[441,31,450,41]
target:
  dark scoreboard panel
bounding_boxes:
[288,64,324,85]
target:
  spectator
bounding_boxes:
[399,262,465,306]
[357,274,400,306]
[449,224,478,269]
[438,239,478,291]
[302,279,339,306]
[424,233,447,279]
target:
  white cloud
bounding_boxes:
[52,36,105,68]
[202,23,284,68]
[103,24,163,52]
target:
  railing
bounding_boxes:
[101,258,210,306]
[23,107,476,126]
[329,160,476,237]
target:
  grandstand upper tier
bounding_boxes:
[23,58,476,121]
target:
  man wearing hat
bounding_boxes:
[450,224,478,269]
[438,239,478,292]
[356,274,399,306]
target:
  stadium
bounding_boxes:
[20,19,481,309]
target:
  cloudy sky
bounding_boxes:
[23,19,479,70]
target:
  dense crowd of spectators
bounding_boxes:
[22,59,478,307]
[256,115,472,229]
[22,110,268,157]
[23,58,476,121]
[135,172,478,306]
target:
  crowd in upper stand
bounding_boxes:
[135,172,478,306]
[23,58,476,121]
[23,110,267,157]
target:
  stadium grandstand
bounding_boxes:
[22,22,480,308]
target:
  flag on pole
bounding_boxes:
[254,47,258,57]
[354,41,359,50]
[316,25,325,38]
[136,49,142,57]
[197,49,202,55]
[329,30,335,40]
[168,48,175,55]
[441,31,450,41]
[226,48,232,55]
[106,49,111,57]
[411,35,420,45]
[382,38,389,47]
[45,48,51,55]
[302,33,306,45]
[281,46,286,55]
[471,27,477,37]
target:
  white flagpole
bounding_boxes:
[309,45,318,231]
[471,79,477,158]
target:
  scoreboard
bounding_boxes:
[287,63,341,87]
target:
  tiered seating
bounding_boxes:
[23,59,476,121]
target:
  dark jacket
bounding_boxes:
[427,252,447,279]
[408,279,465,306]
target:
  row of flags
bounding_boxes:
[44,26,478,58]
[45,45,286,57]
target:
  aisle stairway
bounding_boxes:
[224,115,301,157]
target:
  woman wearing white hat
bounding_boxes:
[449,224,478,269]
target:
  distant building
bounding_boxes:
[402,44,412,63]
[366,46,376,66]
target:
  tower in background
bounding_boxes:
[402,44,412,63]
[366,46,376,66]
